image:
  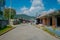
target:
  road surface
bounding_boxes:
[0,23,60,40]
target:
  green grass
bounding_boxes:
[0,25,13,36]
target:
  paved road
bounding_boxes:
[0,24,60,40]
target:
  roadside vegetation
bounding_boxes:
[0,25,14,36]
[42,27,60,39]
[35,24,60,39]
[0,8,16,36]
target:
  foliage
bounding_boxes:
[14,14,35,20]
[0,0,5,7]
[7,25,12,28]
[4,8,16,19]
[0,25,13,36]
[0,11,3,15]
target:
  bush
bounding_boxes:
[0,26,7,30]
[6,25,12,28]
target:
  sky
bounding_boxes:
[5,0,60,16]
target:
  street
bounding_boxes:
[0,23,60,40]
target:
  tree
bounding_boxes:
[0,11,3,15]
[0,0,5,6]
[0,0,5,10]
[4,8,16,19]
[10,8,16,19]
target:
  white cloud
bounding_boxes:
[21,7,55,16]
[20,6,29,14]
[20,6,28,11]
[17,0,56,17]
[17,6,29,14]
[57,0,60,4]
[30,0,33,3]
[41,8,55,16]
[18,0,44,16]
[29,0,44,16]
[47,9,55,13]
[17,0,45,16]
[29,0,44,12]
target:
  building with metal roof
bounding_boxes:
[37,10,60,28]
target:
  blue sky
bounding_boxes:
[43,0,60,10]
[6,0,31,11]
[5,0,60,16]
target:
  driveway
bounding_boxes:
[0,23,60,40]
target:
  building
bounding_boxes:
[0,0,9,28]
[0,0,5,10]
[37,10,60,28]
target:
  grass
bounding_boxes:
[43,27,55,36]
[42,27,60,39]
[35,25,60,39]
[0,25,14,36]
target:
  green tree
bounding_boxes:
[0,11,3,15]
[4,8,16,19]
[0,0,5,7]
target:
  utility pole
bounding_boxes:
[36,12,38,18]
[3,0,5,18]
[35,12,37,18]
[9,0,12,25]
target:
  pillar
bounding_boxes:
[52,16,56,28]
[45,18,47,25]
[43,18,46,25]
[47,18,50,26]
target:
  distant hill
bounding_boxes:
[14,14,36,20]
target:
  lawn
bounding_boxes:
[0,26,14,36]
[42,27,60,39]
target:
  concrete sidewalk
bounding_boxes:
[0,24,60,40]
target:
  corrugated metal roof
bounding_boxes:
[38,10,60,18]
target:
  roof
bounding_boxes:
[38,10,60,18]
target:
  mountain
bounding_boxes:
[14,14,36,20]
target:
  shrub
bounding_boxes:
[6,25,12,28]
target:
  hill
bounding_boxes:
[14,14,36,20]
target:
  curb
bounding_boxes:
[42,28,60,39]
[0,27,16,36]
[35,25,60,39]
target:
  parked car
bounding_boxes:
[13,19,20,25]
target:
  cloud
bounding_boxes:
[41,8,55,16]
[20,6,28,11]
[57,0,60,4]
[20,6,29,14]
[18,0,44,16]
[47,8,55,13]
[17,6,28,14]
[28,0,45,16]
[30,0,33,3]
[17,0,56,17]
[29,0,44,12]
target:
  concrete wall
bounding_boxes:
[0,20,9,28]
